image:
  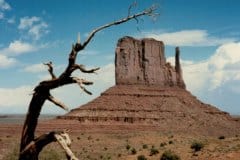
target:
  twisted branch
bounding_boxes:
[44,61,56,79]
[19,3,159,160]
[81,4,158,49]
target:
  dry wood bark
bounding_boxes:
[18,4,158,160]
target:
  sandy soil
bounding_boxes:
[0,119,240,160]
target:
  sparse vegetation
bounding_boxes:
[150,147,159,156]
[131,147,137,154]
[143,144,148,149]
[160,150,181,160]
[191,141,204,152]
[138,154,148,160]
[218,136,225,140]
[126,144,131,150]
[169,140,174,144]
[160,142,167,147]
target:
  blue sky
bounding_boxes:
[0,0,240,115]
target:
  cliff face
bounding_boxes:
[58,36,240,136]
[115,37,185,88]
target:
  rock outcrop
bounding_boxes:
[58,36,240,136]
[115,37,185,88]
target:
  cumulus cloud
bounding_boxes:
[0,54,16,68]
[7,16,15,24]
[0,40,37,68]
[168,42,240,93]
[23,63,46,73]
[0,12,3,19]
[0,63,115,114]
[18,16,49,40]
[0,0,11,11]
[166,42,240,114]
[0,86,32,110]
[0,40,36,56]
[0,0,10,21]
[143,30,236,46]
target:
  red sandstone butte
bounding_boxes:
[58,37,240,136]
[115,37,185,88]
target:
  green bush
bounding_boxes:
[137,155,147,160]
[126,144,131,150]
[160,142,167,147]
[160,150,181,160]
[150,147,159,156]
[131,148,137,154]
[191,141,204,152]
[143,144,148,149]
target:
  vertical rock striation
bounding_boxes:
[115,36,185,88]
[58,36,240,136]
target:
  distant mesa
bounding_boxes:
[58,36,240,136]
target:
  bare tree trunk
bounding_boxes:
[18,4,158,159]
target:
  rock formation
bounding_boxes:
[58,36,240,136]
[115,37,185,88]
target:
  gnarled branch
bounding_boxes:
[19,3,159,160]
[81,4,158,49]
[72,64,100,73]
[44,61,56,79]
[47,95,69,111]
[20,131,78,160]
[72,77,93,95]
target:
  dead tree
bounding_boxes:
[18,4,158,160]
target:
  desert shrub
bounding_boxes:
[131,147,137,154]
[191,141,204,152]
[160,142,167,147]
[160,150,181,160]
[218,136,225,140]
[168,140,173,144]
[126,144,131,150]
[150,147,159,156]
[143,144,148,149]
[137,154,147,160]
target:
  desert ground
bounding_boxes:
[0,118,240,160]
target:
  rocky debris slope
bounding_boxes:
[58,37,240,136]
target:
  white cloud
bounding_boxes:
[167,42,240,93]
[0,86,32,109]
[18,16,40,29]
[23,63,46,73]
[0,12,3,19]
[0,54,16,68]
[143,30,236,46]
[0,0,11,11]
[0,63,115,114]
[18,16,49,40]
[7,16,15,24]
[166,42,240,114]
[0,40,36,56]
